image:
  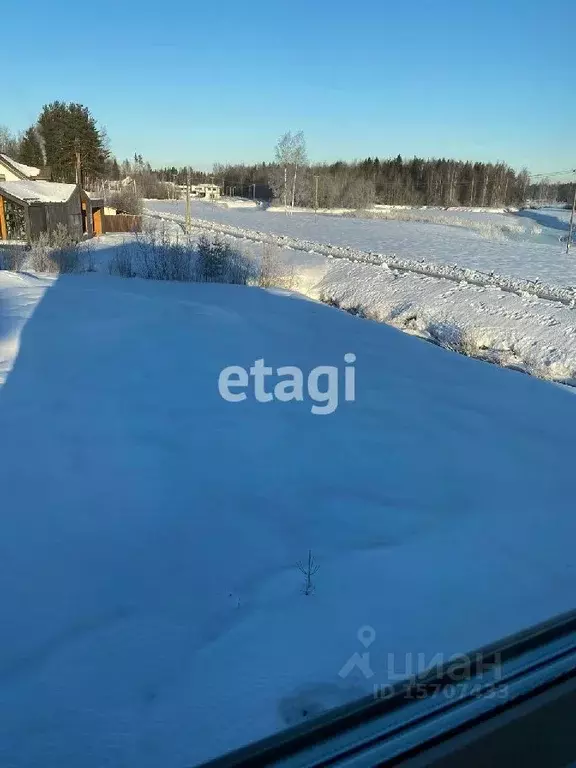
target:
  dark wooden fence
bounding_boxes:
[103,215,142,233]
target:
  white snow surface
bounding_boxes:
[139,203,576,382]
[1,269,576,766]
[146,200,576,288]
[315,260,576,382]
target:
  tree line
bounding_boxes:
[2,107,570,209]
[209,132,532,208]
[525,179,575,206]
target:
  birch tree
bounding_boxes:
[274,131,292,210]
[274,131,308,211]
[290,131,307,209]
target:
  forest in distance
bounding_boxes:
[1,110,573,209]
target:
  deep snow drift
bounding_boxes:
[1,271,576,767]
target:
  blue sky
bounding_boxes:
[3,0,574,174]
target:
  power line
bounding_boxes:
[529,170,576,179]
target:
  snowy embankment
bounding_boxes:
[145,209,576,304]
[317,261,576,382]
[145,208,576,383]
[1,270,576,767]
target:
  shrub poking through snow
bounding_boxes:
[258,243,295,289]
[196,234,255,285]
[108,228,256,285]
[132,227,197,282]
[28,225,82,274]
[297,550,320,595]
[108,250,135,278]
[0,245,27,272]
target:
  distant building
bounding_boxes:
[189,183,221,200]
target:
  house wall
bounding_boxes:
[190,184,221,199]
[43,202,83,240]
[28,190,83,240]
[92,208,103,235]
[66,188,83,239]
[28,205,46,240]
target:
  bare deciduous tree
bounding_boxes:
[0,125,21,158]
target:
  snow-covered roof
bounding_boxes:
[0,154,41,178]
[0,179,76,204]
[84,189,104,202]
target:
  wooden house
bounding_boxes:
[0,180,104,242]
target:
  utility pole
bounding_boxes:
[567,171,576,255]
[284,166,288,215]
[74,149,86,234]
[75,150,82,187]
[314,175,319,212]
[185,166,191,234]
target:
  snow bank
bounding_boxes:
[315,260,576,382]
[353,207,541,242]
[216,196,260,209]
[1,272,576,767]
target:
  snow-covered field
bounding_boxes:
[146,200,576,287]
[139,202,576,383]
[1,269,576,767]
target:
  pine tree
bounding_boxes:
[38,102,108,183]
[18,127,44,167]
